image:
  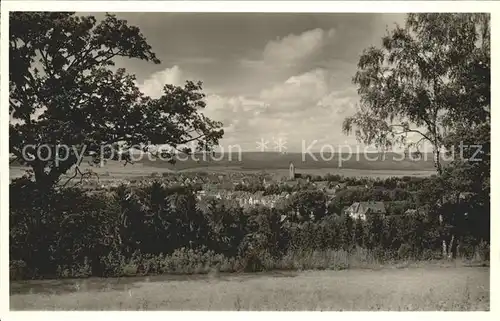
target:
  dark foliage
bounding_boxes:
[10,173,489,279]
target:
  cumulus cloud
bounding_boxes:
[203,94,268,137]
[263,28,336,67]
[136,65,185,98]
[257,69,360,149]
[132,61,362,151]
[317,88,358,115]
[198,67,360,151]
[205,95,267,115]
[260,69,330,112]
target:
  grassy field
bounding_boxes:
[10,264,489,311]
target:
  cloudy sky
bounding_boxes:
[95,12,407,152]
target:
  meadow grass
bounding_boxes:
[10,264,489,311]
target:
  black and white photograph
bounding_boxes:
[3,1,493,312]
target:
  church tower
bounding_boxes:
[289,162,295,180]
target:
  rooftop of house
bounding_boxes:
[459,192,475,199]
[349,201,386,214]
[404,209,420,215]
[439,191,476,203]
[314,181,329,189]
[324,188,336,196]
[346,185,365,190]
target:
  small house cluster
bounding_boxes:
[82,162,425,221]
[197,190,290,209]
[345,201,386,220]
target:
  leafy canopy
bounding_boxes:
[10,12,223,187]
[343,13,490,173]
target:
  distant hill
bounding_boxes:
[139,151,440,171]
[10,151,441,171]
[103,152,434,170]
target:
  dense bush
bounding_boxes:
[9,174,490,280]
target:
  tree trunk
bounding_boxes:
[434,147,442,175]
[436,146,446,258]
[33,161,59,189]
[448,235,455,259]
[438,212,448,259]
[33,161,46,185]
[442,238,447,259]
[90,245,105,277]
[441,234,457,260]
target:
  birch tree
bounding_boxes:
[343,13,490,258]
